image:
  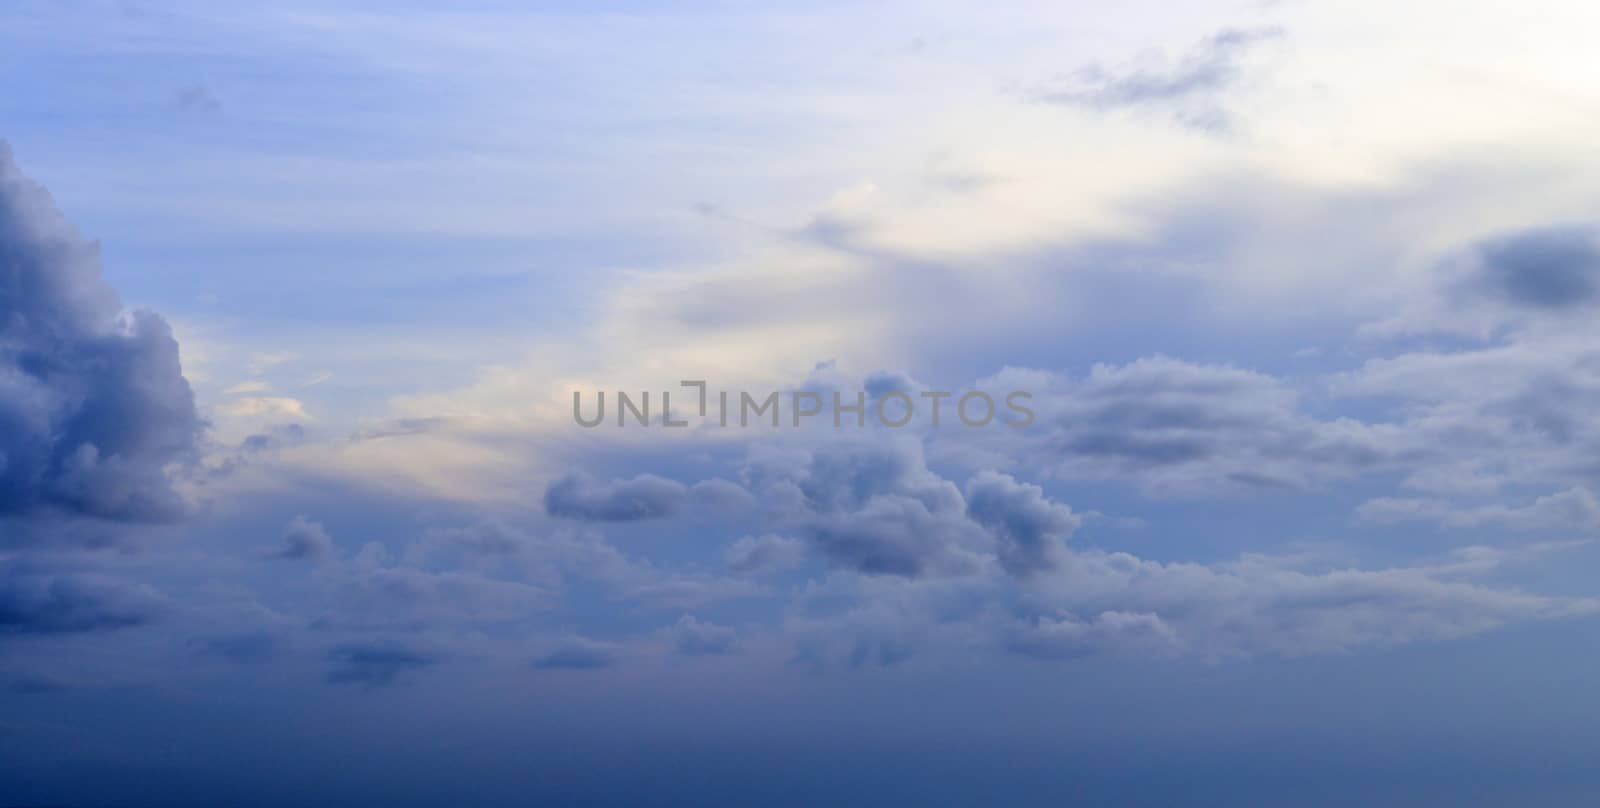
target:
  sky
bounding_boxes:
[5,1,1600,805]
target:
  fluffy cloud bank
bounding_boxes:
[0,143,199,533]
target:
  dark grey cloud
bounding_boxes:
[752,440,980,578]
[325,642,437,688]
[267,516,334,561]
[543,472,687,521]
[1467,226,1600,310]
[533,636,619,670]
[801,496,977,577]
[741,440,1091,578]
[0,564,167,635]
[992,357,1398,494]
[0,143,200,531]
[1035,26,1282,132]
[965,471,1079,577]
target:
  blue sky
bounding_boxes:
[6,1,1600,805]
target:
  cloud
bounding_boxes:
[749,440,982,578]
[0,565,167,634]
[0,143,200,530]
[743,441,1081,579]
[389,518,758,616]
[688,477,758,511]
[421,520,530,556]
[215,396,308,419]
[1020,547,1598,659]
[1333,319,1600,496]
[736,441,1086,579]
[862,369,922,398]
[543,472,688,521]
[1006,611,1180,660]
[1465,226,1600,310]
[268,516,334,561]
[1035,27,1282,132]
[965,471,1079,577]
[984,357,1399,495]
[1358,487,1600,532]
[723,534,807,576]
[543,472,753,521]
[1368,224,1600,340]
[800,494,980,577]
[533,636,619,670]
[318,561,552,631]
[325,642,437,688]
[781,539,1598,667]
[665,615,738,656]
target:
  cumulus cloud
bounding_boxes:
[738,442,1083,578]
[0,143,199,530]
[965,471,1079,577]
[267,516,334,561]
[800,495,980,577]
[751,440,984,577]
